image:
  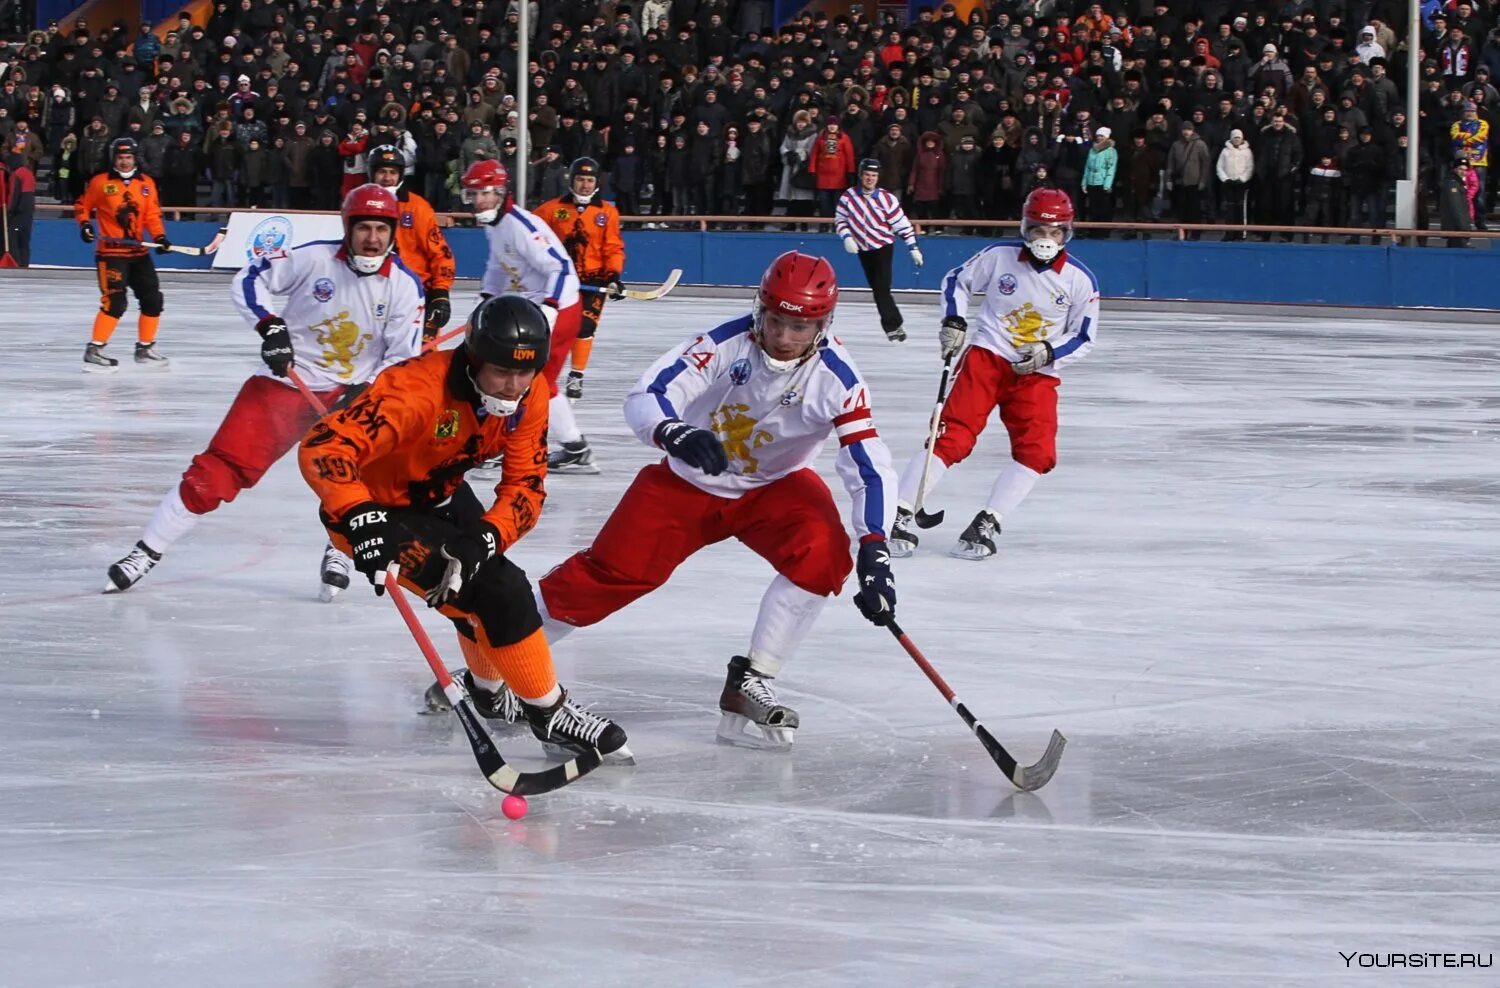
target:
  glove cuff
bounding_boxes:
[254,315,284,339]
[653,418,684,448]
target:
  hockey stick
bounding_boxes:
[428,321,469,350]
[578,267,682,301]
[912,353,956,528]
[384,566,602,795]
[101,230,225,256]
[886,620,1066,791]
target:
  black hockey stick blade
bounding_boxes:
[450,692,603,796]
[956,700,1067,791]
[914,508,944,529]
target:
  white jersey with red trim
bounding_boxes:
[478,203,581,309]
[940,242,1100,377]
[230,239,426,390]
[622,315,897,542]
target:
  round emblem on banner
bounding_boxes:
[998,274,1018,295]
[313,277,335,302]
[247,215,293,260]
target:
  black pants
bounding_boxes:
[96,253,164,317]
[858,244,903,333]
[6,203,32,266]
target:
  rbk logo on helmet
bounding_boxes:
[779,301,805,312]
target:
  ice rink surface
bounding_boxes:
[2,271,1499,986]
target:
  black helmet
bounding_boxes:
[465,295,550,373]
[858,157,880,174]
[568,155,600,189]
[110,137,139,159]
[367,142,405,186]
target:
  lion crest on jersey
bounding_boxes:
[310,310,370,379]
[710,403,772,474]
[1001,302,1050,346]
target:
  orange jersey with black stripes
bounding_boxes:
[298,347,548,551]
[536,194,625,282]
[73,171,166,257]
[393,189,456,292]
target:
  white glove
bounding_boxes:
[842,237,860,254]
[939,316,967,360]
[1011,341,1053,375]
[910,247,924,268]
[541,303,559,331]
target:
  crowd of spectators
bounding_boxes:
[0,0,1497,241]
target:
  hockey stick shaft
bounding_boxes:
[886,620,1066,792]
[577,267,682,300]
[912,354,954,518]
[382,567,601,795]
[285,368,328,414]
[100,236,211,256]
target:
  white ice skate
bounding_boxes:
[318,542,352,602]
[717,655,799,750]
[103,541,161,593]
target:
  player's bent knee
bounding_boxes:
[103,292,128,318]
[139,291,165,317]
[179,457,241,514]
[1014,446,1057,474]
[469,561,544,646]
[781,532,852,597]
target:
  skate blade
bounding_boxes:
[541,740,636,765]
[716,712,795,751]
[888,539,916,559]
[82,364,120,374]
[549,463,602,475]
[949,543,996,561]
[101,576,131,594]
[135,360,171,371]
[318,581,345,603]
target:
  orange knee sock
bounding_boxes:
[569,336,594,375]
[465,626,556,702]
[138,315,160,345]
[91,312,121,345]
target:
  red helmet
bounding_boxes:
[1020,187,1074,260]
[340,183,399,273]
[461,158,509,195]
[753,251,838,369]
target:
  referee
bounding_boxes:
[834,159,923,342]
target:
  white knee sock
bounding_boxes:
[534,587,577,643]
[985,462,1041,519]
[141,485,200,555]
[549,392,583,444]
[897,448,948,509]
[748,574,829,676]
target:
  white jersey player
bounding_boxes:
[892,187,1099,560]
[103,184,425,598]
[531,252,899,749]
[459,159,595,473]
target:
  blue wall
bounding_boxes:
[19,219,1500,310]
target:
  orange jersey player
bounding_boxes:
[536,156,626,402]
[297,294,632,764]
[74,137,172,371]
[367,143,456,343]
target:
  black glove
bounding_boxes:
[154,234,172,255]
[852,539,896,626]
[655,419,729,475]
[343,503,397,595]
[80,224,95,244]
[427,522,499,608]
[605,278,626,300]
[255,315,294,377]
[424,288,451,332]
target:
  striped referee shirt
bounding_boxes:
[834,186,917,252]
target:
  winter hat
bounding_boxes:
[1263,43,1278,54]
[1229,128,1244,141]
[1465,100,1478,112]
[1095,126,1111,139]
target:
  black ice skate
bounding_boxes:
[717,655,799,750]
[318,542,352,602]
[83,343,118,373]
[564,370,584,402]
[525,689,633,764]
[950,510,1001,561]
[134,342,170,368]
[424,669,524,724]
[103,541,161,593]
[882,323,907,343]
[888,506,920,558]
[547,439,600,474]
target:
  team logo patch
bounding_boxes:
[435,409,459,439]
[780,389,800,406]
[247,215,292,260]
[103,183,119,196]
[595,213,607,227]
[374,302,387,319]
[312,277,335,302]
[998,274,1018,295]
[729,356,752,385]
[400,211,414,227]
[1054,292,1068,307]
[554,208,570,221]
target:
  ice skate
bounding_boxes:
[134,342,170,369]
[950,509,1000,561]
[547,439,600,474]
[889,507,919,558]
[103,541,161,593]
[882,323,907,343]
[83,343,118,373]
[469,456,504,478]
[318,542,352,602]
[564,371,584,402]
[423,669,524,724]
[524,688,633,764]
[717,655,799,750]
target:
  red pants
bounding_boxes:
[934,346,1060,474]
[540,302,582,397]
[179,375,346,515]
[540,462,853,627]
